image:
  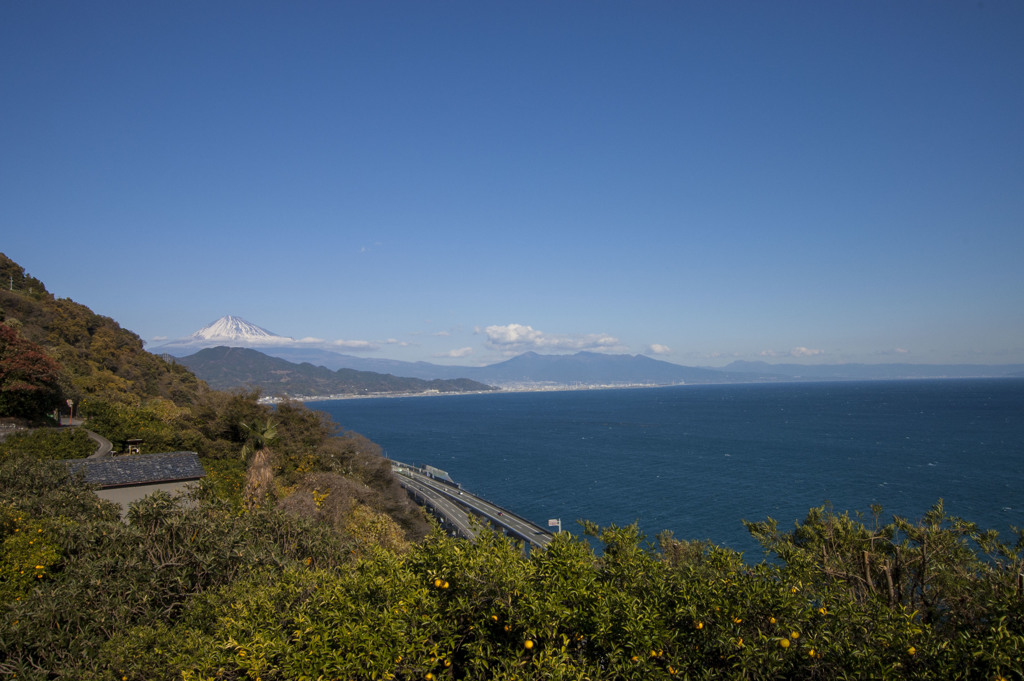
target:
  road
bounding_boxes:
[393,462,554,549]
[84,429,113,457]
[399,475,479,541]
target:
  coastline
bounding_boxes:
[260,375,1024,404]
[260,381,688,404]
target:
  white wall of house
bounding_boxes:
[96,481,199,519]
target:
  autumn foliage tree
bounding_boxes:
[0,323,64,419]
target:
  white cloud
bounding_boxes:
[328,339,380,351]
[280,336,412,353]
[435,346,474,359]
[692,351,743,360]
[275,335,413,353]
[479,323,626,355]
[865,347,912,358]
[646,344,672,356]
[790,346,824,358]
[758,347,826,359]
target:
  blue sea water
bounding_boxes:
[310,379,1024,557]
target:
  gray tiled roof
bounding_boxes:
[66,452,205,488]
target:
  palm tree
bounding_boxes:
[240,418,277,462]
[240,418,278,508]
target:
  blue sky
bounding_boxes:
[3,2,1022,367]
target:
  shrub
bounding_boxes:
[1,427,96,460]
[3,446,1022,681]
[1,480,356,679]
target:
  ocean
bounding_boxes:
[310,379,1024,557]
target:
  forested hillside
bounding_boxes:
[2,253,1023,680]
[176,345,497,397]
[0,254,203,413]
[0,249,430,533]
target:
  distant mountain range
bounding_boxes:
[158,316,1024,396]
[718,360,1024,381]
[450,351,732,385]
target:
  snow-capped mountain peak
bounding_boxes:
[190,315,293,344]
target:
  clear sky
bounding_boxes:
[3,2,1022,367]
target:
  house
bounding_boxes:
[65,451,206,518]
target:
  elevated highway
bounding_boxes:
[400,474,479,541]
[393,461,554,550]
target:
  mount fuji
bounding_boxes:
[188,315,293,344]
[154,315,296,353]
